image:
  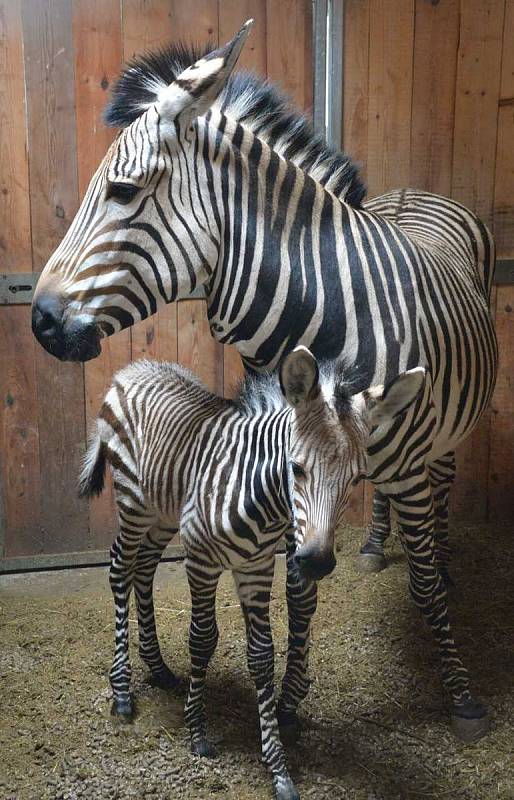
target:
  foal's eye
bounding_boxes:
[292,462,306,480]
[105,181,141,204]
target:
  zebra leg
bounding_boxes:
[391,478,489,742]
[356,488,391,572]
[277,533,317,740]
[109,499,156,721]
[428,452,456,589]
[134,524,180,690]
[234,561,299,800]
[184,559,221,758]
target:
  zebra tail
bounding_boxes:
[78,425,106,498]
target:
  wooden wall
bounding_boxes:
[0,0,512,566]
[0,0,313,563]
[342,0,514,526]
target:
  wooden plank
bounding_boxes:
[177,301,224,393]
[410,0,459,196]
[131,305,179,362]
[23,0,88,554]
[265,0,312,110]
[0,1,42,559]
[451,0,505,228]
[488,0,514,521]
[73,0,131,549]
[342,0,369,181]
[450,0,505,521]
[366,0,415,197]
[123,0,217,59]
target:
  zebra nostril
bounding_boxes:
[38,310,57,334]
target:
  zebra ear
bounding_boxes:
[280,347,320,408]
[158,20,253,127]
[358,367,426,427]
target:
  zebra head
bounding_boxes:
[32,21,253,361]
[281,347,425,582]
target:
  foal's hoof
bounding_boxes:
[191,738,217,758]
[355,551,387,573]
[274,774,300,800]
[111,696,135,722]
[151,664,181,691]
[450,701,490,743]
[277,709,300,743]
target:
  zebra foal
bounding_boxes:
[79,349,423,800]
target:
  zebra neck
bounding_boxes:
[196,112,352,371]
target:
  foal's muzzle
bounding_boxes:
[32,291,101,362]
[294,543,336,581]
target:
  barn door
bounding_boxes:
[0,0,313,571]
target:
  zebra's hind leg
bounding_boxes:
[109,498,157,721]
[277,532,317,741]
[356,487,391,572]
[428,452,456,589]
[134,524,180,690]
[184,559,222,758]
[234,560,299,800]
[391,477,489,742]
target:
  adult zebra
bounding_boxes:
[79,349,424,800]
[32,23,497,741]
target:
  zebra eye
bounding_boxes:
[292,462,306,480]
[106,181,141,204]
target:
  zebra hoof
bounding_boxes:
[355,552,387,573]
[191,738,217,758]
[151,665,181,691]
[450,701,490,743]
[111,696,135,722]
[274,774,300,800]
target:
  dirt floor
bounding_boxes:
[1,523,513,800]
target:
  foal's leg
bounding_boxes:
[390,474,489,742]
[428,452,456,588]
[278,532,317,737]
[184,559,222,757]
[234,560,299,800]
[109,495,156,720]
[134,524,180,689]
[356,487,391,572]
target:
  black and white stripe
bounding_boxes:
[36,26,497,738]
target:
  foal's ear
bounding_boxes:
[280,347,320,408]
[158,20,253,127]
[356,367,426,427]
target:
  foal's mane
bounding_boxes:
[104,43,366,208]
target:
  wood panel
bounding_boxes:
[410,0,459,197]
[450,0,505,520]
[488,0,514,522]
[342,0,369,181]
[0,1,42,559]
[22,0,88,554]
[265,0,312,109]
[366,0,415,197]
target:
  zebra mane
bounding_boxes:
[235,358,354,418]
[104,43,366,207]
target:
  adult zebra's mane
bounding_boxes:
[104,43,366,208]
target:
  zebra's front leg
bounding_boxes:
[109,505,156,721]
[277,538,317,740]
[356,487,391,572]
[184,559,221,757]
[134,524,180,690]
[391,480,489,742]
[428,452,456,588]
[234,562,299,800]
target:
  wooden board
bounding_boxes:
[450,0,505,520]
[0,1,42,559]
[366,0,415,197]
[22,0,89,554]
[410,0,459,196]
[265,0,312,109]
[342,0,369,181]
